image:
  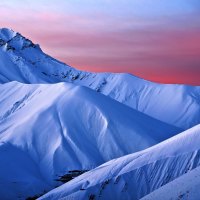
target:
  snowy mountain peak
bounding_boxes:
[0,28,16,42]
[0,27,40,51]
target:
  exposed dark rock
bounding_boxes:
[56,170,88,183]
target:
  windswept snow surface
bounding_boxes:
[0,81,180,199]
[141,166,200,200]
[0,28,200,129]
[39,125,200,200]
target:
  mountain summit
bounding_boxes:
[0,28,17,41]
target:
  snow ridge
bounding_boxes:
[39,125,200,200]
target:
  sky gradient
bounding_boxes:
[0,0,200,85]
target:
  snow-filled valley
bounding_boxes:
[0,28,200,200]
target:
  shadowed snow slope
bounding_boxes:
[0,28,200,129]
[0,81,180,199]
[39,125,200,200]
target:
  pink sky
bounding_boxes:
[0,0,200,85]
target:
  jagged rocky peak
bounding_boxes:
[0,27,40,51]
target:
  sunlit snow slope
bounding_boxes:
[39,125,200,200]
[0,28,200,129]
[0,81,180,199]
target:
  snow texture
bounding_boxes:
[39,125,200,200]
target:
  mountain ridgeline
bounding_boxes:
[0,28,199,130]
[0,28,200,200]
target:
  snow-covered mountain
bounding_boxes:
[0,81,180,199]
[39,124,200,200]
[0,28,200,129]
[0,27,200,199]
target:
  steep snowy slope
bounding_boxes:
[0,28,79,83]
[39,125,200,200]
[141,166,200,200]
[0,28,200,129]
[0,81,180,199]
